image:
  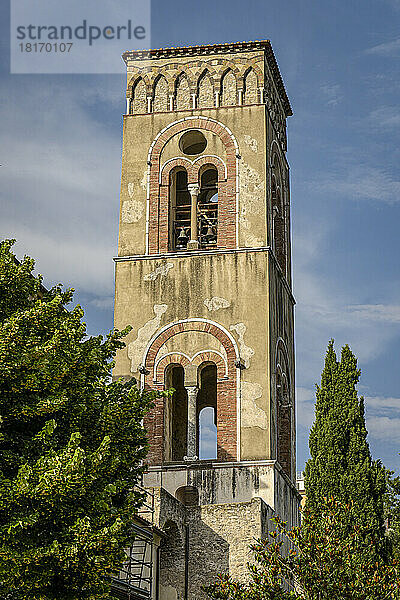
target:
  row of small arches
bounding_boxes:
[129,68,260,114]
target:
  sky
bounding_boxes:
[1,0,400,474]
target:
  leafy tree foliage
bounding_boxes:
[304,340,388,558]
[205,499,400,600]
[0,240,162,599]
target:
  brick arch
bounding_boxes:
[173,69,195,93]
[143,319,238,465]
[192,351,226,380]
[196,68,216,109]
[147,117,238,254]
[196,67,216,93]
[214,62,241,87]
[151,68,174,89]
[241,63,263,88]
[127,73,152,97]
[275,338,290,388]
[160,155,227,187]
[194,63,219,81]
[161,158,197,185]
[155,352,190,382]
[154,350,227,383]
[193,155,227,183]
[270,140,283,169]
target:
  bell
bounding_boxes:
[176,227,189,248]
[205,225,216,243]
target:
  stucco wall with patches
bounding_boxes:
[115,42,298,600]
[117,103,270,258]
[114,249,275,461]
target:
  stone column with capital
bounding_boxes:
[187,183,200,250]
[184,386,199,461]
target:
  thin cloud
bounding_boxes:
[365,37,400,56]
[369,106,400,128]
[309,166,400,203]
[293,222,400,388]
[296,386,315,428]
[347,304,400,323]
[365,396,400,410]
[0,78,122,297]
[90,296,115,310]
[366,416,400,443]
[320,83,343,107]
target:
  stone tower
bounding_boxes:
[113,41,300,599]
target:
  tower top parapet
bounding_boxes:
[122,40,292,117]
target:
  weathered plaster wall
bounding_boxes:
[145,461,300,527]
[118,104,268,258]
[114,249,272,461]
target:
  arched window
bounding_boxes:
[165,364,188,461]
[198,70,214,108]
[175,73,191,110]
[271,167,286,275]
[199,407,217,460]
[243,68,258,104]
[197,364,217,459]
[153,75,169,112]
[198,167,218,247]
[276,359,292,479]
[132,78,147,114]
[169,169,191,251]
[221,70,237,106]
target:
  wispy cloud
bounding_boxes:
[90,296,115,310]
[365,395,400,445]
[0,78,123,298]
[365,37,400,56]
[369,106,400,128]
[293,217,400,389]
[384,0,400,9]
[367,416,400,443]
[365,396,400,410]
[347,305,400,323]
[309,165,400,203]
[320,83,343,107]
[296,386,315,428]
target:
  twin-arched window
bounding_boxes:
[164,363,217,462]
[169,167,218,251]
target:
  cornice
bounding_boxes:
[122,40,292,117]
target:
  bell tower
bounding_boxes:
[114,41,300,599]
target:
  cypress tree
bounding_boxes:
[304,340,388,558]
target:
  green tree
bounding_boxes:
[205,499,400,600]
[0,240,163,599]
[385,468,400,560]
[304,340,388,558]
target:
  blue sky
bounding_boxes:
[1,0,399,473]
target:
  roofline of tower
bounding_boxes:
[122,40,293,117]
